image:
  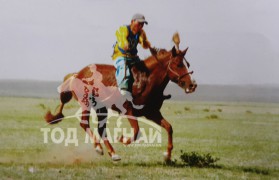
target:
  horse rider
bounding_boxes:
[112,13,157,97]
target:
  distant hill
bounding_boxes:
[165,83,279,103]
[1,80,279,103]
[0,80,60,98]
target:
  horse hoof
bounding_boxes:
[117,136,128,145]
[111,154,121,161]
[95,146,104,155]
[163,152,170,161]
[122,137,129,144]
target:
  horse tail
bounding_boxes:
[44,73,76,124]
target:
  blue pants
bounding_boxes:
[114,57,140,92]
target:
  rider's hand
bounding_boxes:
[123,43,129,51]
[149,47,158,56]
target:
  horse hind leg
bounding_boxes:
[79,108,105,156]
[44,73,75,124]
[96,107,121,161]
[44,91,73,124]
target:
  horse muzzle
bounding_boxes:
[184,81,197,94]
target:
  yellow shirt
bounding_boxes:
[112,25,151,60]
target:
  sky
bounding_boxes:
[0,0,278,85]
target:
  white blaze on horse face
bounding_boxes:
[186,75,196,93]
[183,58,197,93]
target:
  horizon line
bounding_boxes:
[0,78,279,87]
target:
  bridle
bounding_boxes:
[152,49,193,84]
[167,56,194,83]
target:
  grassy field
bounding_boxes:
[0,96,278,179]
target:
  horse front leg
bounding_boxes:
[118,117,140,145]
[146,111,173,161]
[119,116,140,145]
[161,118,173,161]
[118,102,140,145]
[80,110,104,156]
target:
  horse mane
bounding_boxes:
[141,48,170,70]
[148,48,168,59]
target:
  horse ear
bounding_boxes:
[171,46,177,57]
[182,47,189,55]
[186,60,190,68]
[185,47,189,54]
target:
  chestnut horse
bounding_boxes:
[45,36,197,161]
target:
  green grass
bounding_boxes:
[0,96,279,179]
